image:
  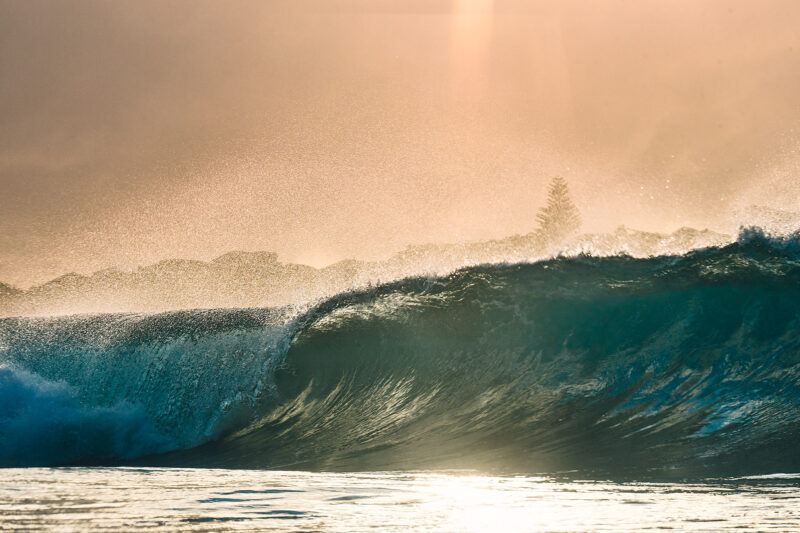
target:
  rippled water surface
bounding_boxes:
[2,468,799,532]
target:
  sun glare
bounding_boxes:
[451,0,495,101]
[419,475,564,532]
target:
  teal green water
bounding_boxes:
[3,231,800,530]
[2,230,800,474]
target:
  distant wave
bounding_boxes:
[1,228,800,476]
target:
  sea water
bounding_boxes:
[2,469,799,532]
[3,232,800,530]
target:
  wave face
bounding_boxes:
[2,229,800,476]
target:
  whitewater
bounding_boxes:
[2,228,800,530]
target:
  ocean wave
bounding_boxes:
[1,230,800,475]
[0,364,169,466]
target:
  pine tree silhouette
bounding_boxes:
[535,177,581,245]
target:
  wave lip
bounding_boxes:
[2,230,800,475]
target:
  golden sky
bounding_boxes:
[2,0,800,286]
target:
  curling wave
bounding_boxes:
[2,228,800,476]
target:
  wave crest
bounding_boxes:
[2,232,800,475]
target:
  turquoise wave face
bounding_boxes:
[2,229,800,476]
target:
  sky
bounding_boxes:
[2,0,800,287]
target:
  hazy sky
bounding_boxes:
[2,0,800,286]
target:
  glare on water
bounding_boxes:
[1,468,799,532]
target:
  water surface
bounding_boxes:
[2,468,799,532]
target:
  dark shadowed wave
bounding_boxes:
[2,228,800,477]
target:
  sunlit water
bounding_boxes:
[1,469,799,532]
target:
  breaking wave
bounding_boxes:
[1,228,800,477]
